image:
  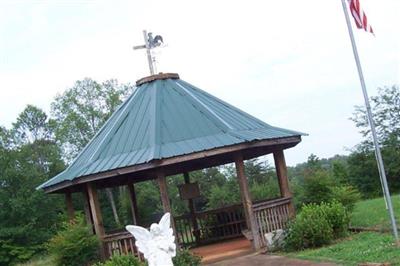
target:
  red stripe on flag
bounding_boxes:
[348,0,374,34]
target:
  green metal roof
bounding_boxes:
[39,74,304,190]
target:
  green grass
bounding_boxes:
[288,232,400,266]
[350,195,400,229]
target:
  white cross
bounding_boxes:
[133,30,163,75]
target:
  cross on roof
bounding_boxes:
[133,30,164,75]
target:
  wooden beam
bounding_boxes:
[65,192,75,222]
[183,172,200,243]
[157,174,172,213]
[127,184,139,225]
[86,183,105,237]
[235,155,262,250]
[157,173,178,245]
[82,190,94,233]
[86,183,106,258]
[273,150,295,217]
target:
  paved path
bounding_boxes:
[206,253,337,266]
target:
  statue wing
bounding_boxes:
[159,213,173,238]
[158,213,176,256]
[125,225,152,258]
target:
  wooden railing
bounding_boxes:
[174,203,246,247]
[102,230,143,260]
[253,197,292,246]
[102,196,293,257]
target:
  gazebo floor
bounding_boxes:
[190,237,254,264]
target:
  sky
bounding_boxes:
[0,0,399,166]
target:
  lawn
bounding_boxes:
[350,195,400,229]
[286,195,400,265]
[288,232,400,266]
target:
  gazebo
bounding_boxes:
[38,73,304,258]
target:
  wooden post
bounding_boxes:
[127,184,139,225]
[157,173,178,245]
[65,192,75,222]
[183,172,200,243]
[86,183,106,259]
[157,174,172,212]
[273,150,295,216]
[83,190,94,233]
[235,155,262,250]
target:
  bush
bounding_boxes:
[284,203,333,251]
[93,254,143,266]
[173,249,201,266]
[321,201,350,238]
[47,215,99,266]
[0,240,38,266]
[93,249,200,266]
[330,185,361,212]
[284,202,350,251]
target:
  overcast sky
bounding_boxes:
[0,0,399,166]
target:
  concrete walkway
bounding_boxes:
[205,253,338,266]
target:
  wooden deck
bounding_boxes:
[191,237,253,264]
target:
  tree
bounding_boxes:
[51,78,133,159]
[0,126,10,149]
[332,161,349,185]
[244,159,273,184]
[351,85,400,144]
[0,106,65,265]
[51,78,134,226]
[12,105,53,145]
[349,85,400,196]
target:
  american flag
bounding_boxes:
[348,0,374,35]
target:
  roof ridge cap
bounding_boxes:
[136,73,179,86]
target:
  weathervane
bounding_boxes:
[133,30,164,75]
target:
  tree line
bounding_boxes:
[0,81,398,265]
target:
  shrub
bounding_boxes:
[47,215,99,266]
[330,185,361,212]
[173,249,201,266]
[284,201,350,251]
[321,201,350,238]
[93,254,143,266]
[93,249,200,266]
[284,203,333,251]
[0,240,38,266]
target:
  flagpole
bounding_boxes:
[341,0,399,244]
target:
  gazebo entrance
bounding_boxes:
[38,73,304,260]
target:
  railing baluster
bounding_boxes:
[269,207,275,231]
[277,206,282,228]
[129,238,134,255]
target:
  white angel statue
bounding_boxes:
[126,213,176,266]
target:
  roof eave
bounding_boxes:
[41,135,302,194]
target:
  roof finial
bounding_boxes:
[133,30,164,75]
